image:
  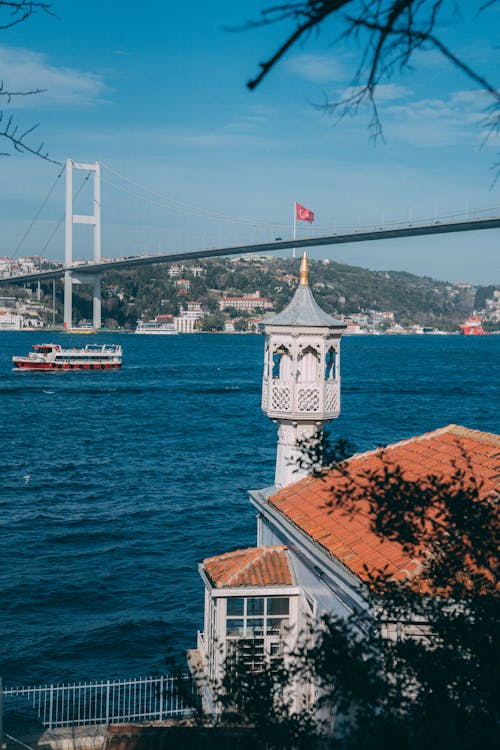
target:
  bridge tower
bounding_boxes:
[261,252,346,488]
[64,159,102,330]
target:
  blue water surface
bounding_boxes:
[0,332,499,685]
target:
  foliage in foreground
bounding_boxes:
[216,439,499,749]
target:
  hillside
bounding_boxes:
[26,255,484,330]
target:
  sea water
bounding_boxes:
[0,332,499,685]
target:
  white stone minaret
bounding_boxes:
[262,253,346,488]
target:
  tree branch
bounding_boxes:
[244,0,499,149]
[247,1,352,90]
[0,111,61,163]
[0,2,59,161]
[0,1,55,31]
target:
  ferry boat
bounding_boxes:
[13,343,123,371]
[66,325,96,334]
[459,315,487,335]
[134,318,178,335]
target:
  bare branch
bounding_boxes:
[0,80,47,102]
[0,1,55,31]
[0,2,59,161]
[245,0,499,149]
[0,110,61,163]
[247,1,352,90]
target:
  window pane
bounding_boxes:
[266,617,289,635]
[226,618,244,636]
[240,639,264,656]
[247,618,264,635]
[247,597,264,615]
[227,597,244,616]
[268,597,289,616]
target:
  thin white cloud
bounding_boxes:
[285,53,348,84]
[0,46,107,108]
[224,104,279,132]
[385,88,497,147]
[338,83,412,102]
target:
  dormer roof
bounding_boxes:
[202,545,294,588]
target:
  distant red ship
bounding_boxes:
[459,316,488,335]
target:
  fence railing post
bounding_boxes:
[105,680,110,725]
[1,675,192,729]
[0,676,5,750]
[48,685,54,730]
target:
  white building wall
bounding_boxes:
[256,506,370,623]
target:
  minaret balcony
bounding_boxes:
[262,378,340,420]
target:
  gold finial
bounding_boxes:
[299,251,309,286]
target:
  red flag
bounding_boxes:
[295,202,314,223]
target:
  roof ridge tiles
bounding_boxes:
[203,545,293,588]
[224,546,281,586]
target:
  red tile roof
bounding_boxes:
[203,545,293,588]
[269,425,500,585]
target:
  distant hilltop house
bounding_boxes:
[218,291,273,313]
[168,264,205,279]
[188,253,500,716]
[0,256,41,278]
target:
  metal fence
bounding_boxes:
[2,674,198,730]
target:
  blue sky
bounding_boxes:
[0,0,499,284]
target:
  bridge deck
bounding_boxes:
[2,216,499,284]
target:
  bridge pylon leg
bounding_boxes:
[64,158,102,330]
[93,274,101,329]
[64,271,73,330]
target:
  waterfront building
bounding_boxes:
[189,253,499,716]
[217,291,273,313]
[174,302,204,333]
[0,311,25,329]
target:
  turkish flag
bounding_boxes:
[295,203,314,223]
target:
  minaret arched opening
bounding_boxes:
[325,346,337,380]
[271,345,291,380]
[298,345,319,382]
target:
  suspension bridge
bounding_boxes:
[1,158,499,329]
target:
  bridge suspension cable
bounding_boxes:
[37,168,94,259]
[12,163,66,259]
[101,163,500,236]
[101,163,289,228]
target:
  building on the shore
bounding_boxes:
[174,302,205,333]
[189,252,500,715]
[217,291,273,313]
[0,311,24,330]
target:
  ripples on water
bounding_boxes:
[0,332,499,684]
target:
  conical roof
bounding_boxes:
[265,253,346,328]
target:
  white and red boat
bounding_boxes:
[458,316,488,336]
[13,343,123,371]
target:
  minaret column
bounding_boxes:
[275,421,320,488]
